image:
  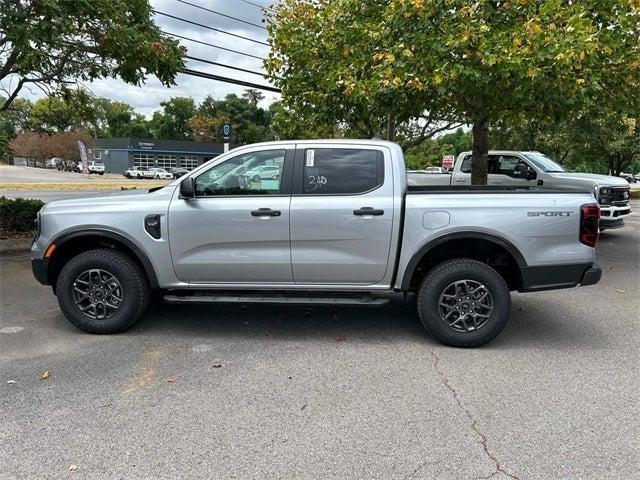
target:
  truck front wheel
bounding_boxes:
[56,249,149,334]
[417,259,511,347]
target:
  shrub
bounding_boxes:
[0,197,45,238]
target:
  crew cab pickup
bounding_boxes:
[409,151,631,229]
[32,140,602,347]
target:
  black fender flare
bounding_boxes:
[48,227,159,288]
[399,231,527,291]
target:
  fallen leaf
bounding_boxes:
[167,377,176,384]
[608,266,615,271]
[68,464,77,472]
[300,404,307,410]
[40,370,50,380]
[212,363,223,368]
[334,336,347,342]
[616,289,625,294]
[7,380,15,384]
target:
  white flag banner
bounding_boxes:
[78,141,89,174]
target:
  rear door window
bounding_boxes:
[303,148,384,194]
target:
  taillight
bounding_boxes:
[580,204,600,247]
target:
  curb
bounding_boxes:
[0,237,32,254]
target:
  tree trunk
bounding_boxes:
[386,114,396,142]
[471,117,489,185]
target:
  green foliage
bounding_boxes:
[0,0,185,112]
[0,97,32,161]
[404,129,472,170]
[194,91,272,144]
[0,197,44,238]
[151,97,196,141]
[266,0,640,183]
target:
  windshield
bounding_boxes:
[524,153,566,173]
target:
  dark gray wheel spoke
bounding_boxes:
[72,268,123,321]
[438,279,493,333]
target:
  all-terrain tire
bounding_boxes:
[56,249,149,334]
[417,258,511,347]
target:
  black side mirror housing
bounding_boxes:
[526,170,537,181]
[180,177,195,199]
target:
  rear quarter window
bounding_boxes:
[303,148,384,194]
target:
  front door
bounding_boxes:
[487,155,533,186]
[290,145,395,285]
[168,147,294,284]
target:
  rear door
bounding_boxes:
[289,145,394,285]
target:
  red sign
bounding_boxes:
[442,155,455,169]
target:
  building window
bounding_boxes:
[157,154,177,169]
[180,155,199,170]
[134,153,154,168]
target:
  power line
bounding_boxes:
[162,31,266,61]
[236,0,277,14]
[154,10,269,47]
[185,55,279,80]
[175,0,266,30]
[182,68,281,93]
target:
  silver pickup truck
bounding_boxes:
[409,150,631,229]
[32,140,602,347]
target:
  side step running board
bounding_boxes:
[163,292,389,306]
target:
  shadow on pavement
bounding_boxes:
[133,293,608,350]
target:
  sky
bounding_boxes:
[8,0,280,117]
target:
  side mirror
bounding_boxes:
[525,169,537,181]
[179,177,195,199]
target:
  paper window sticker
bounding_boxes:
[306,150,315,167]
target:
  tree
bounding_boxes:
[242,89,264,108]
[0,97,31,160]
[196,92,273,144]
[490,116,575,163]
[0,0,185,111]
[151,97,196,140]
[9,128,94,162]
[572,111,640,176]
[404,128,472,170]
[101,100,152,138]
[29,90,100,133]
[266,0,640,184]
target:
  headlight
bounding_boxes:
[595,186,612,205]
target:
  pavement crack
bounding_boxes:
[430,349,521,480]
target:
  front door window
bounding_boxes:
[195,150,285,196]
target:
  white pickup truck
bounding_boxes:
[32,140,602,347]
[409,151,631,229]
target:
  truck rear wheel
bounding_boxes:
[417,259,511,347]
[56,249,149,334]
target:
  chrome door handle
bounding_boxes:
[353,207,384,216]
[251,208,281,217]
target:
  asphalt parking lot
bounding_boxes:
[1,203,639,479]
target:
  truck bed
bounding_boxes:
[407,185,591,194]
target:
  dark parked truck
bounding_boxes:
[32,140,602,347]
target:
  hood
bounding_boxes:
[41,186,175,212]
[549,172,629,188]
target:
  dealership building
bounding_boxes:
[90,138,225,173]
